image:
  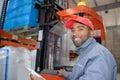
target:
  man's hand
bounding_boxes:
[57,69,66,76]
[30,74,44,80]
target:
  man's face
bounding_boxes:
[71,22,93,47]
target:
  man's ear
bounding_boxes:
[90,30,94,37]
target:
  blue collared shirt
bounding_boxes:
[62,38,117,80]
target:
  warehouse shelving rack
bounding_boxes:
[0,29,37,50]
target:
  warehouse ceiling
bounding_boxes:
[70,0,120,28]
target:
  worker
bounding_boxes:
[57,16,117,80]
[30,16,117,80]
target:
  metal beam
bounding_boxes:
[0,0,9,29]
[72,0,77,6]
[92,2,120,11]
[93,0,98,7]
[106,25,120,28]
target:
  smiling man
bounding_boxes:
[58,16,117,80]
[71,22,93,47]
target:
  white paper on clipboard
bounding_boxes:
[25,67,46,80]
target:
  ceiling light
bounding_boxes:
[77,0,87,6]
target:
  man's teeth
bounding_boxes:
[74,38,80,41]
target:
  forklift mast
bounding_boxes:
[34,0,65,73]
[0,0,9,29]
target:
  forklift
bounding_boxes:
[34,0,106,80]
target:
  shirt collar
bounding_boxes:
[75,37,96,53]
